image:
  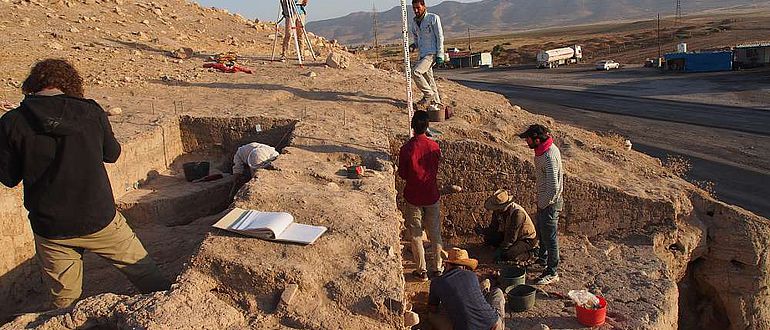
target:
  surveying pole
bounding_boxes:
[399,0,414,135]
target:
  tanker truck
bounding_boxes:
[537,45,583,68]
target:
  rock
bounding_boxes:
[123,76,132,83]
[69,27,79,33]
[45,42,63,50]
[528,324,550,330]
[304,71,317,78]
[625,139,633,151]
[365,64,375,70]
[403,310,419,327]
[141,19,150,26]
[169,47,193,59]
[325,51,350,69]
[279,284,299,306]
[106,107,122,116]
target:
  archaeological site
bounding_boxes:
[0,0,768,329]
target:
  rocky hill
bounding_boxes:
[307,0,758,45]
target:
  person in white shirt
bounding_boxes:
[229,142,279,199]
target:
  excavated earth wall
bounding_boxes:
[1,116,406,329]
[390,131,769,329]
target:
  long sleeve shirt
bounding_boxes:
[535,144,564,209]
[410,12,445,60]
[398,134,441,206]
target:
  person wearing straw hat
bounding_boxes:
[483,189,538,265]
[229,142,279,199]
[428,248,505,330]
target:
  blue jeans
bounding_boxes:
[536,198,563,275]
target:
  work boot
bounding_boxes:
[415,97,430,108]
[412,270,428,282]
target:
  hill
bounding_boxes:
[306,0,759,46]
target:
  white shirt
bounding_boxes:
[232,143,278,175]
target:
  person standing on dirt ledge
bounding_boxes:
[519,124,564,285]
[398,110,443,281]
[410,0,445,108]
[0,59,171,309]
[279,0,308,62]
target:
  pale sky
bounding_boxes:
[193,0,478,22]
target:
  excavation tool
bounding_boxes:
[398,0,414,135]
[271,0,317,65]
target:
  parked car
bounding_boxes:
[596,60,621,70]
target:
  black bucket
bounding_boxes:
[183,161,210,182]
[505,284,537,312]
[499,266,526,288]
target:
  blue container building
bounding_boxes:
[664,51,733,72]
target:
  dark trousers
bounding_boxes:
[536,198,563,275]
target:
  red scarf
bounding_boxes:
[534,137,553,156]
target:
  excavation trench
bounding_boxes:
[388,132,747,329]
[0,115,297,320]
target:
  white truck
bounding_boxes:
[537,45,583,68]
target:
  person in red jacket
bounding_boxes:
[398,110,443,281]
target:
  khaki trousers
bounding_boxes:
[281,13,306,56]
[412,55,441,104]
[34,212,171,308]
[404,201,443,273]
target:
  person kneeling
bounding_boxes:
[483,189,538,266]
[428,248,505,330]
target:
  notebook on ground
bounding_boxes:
[213,208,327,245]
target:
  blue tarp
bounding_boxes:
[664,51,733,72]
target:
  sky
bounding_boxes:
[193,0,479,22]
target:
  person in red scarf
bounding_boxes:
[518,124,564,285]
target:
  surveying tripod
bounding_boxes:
[271,0,317,65]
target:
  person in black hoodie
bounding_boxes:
[0,59,170,309]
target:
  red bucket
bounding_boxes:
[575,296,607,327]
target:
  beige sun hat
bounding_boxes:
[484,189,515,211]
[445,247,479,270]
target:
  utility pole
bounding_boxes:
[467,27,471,52]
[372,2,379,50]
[675,0,682,26]
[657,13,661,60]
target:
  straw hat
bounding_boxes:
[484,189,514,211]
[445,248,478,270]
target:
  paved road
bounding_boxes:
[447,75,770,218]
[454,80,770,136]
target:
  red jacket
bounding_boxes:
[398,134,441,206]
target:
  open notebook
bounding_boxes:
[213,208,327,245]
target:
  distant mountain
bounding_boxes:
[306,0,757,46]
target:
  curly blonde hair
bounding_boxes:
[22,59,84,98]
